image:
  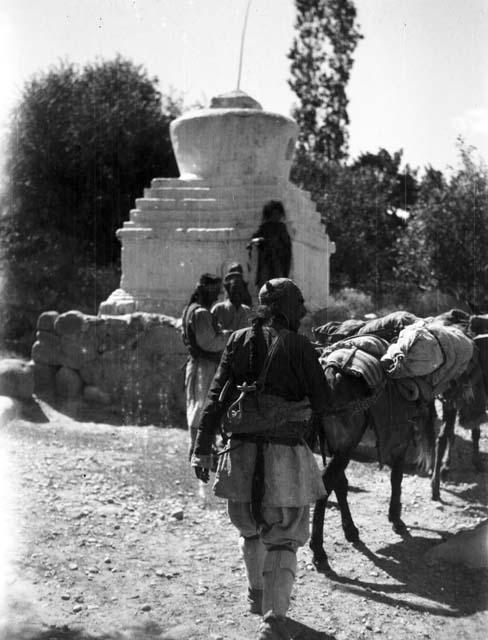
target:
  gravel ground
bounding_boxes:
[0,397,487,640]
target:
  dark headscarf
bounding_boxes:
[258,277,302,308]
[198,273,222,287]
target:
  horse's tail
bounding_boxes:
[412,400,438,473]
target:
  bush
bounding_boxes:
[401,290,466,319]
[0,56,182,352]
[311,286,466,330]
[397,144,488,309]
[312,288,375,325]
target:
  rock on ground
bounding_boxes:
[425,520,488,568]
[0,359,34,399]
[0,395,19,425]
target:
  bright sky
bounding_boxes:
[1,0,487,171]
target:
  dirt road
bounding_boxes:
[0,399,487,639]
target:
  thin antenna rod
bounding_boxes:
[237,0,253,90]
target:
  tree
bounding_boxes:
[4,56,180,265]
[399,143,488,310]
[292,148,417,303]
[288,0,362,163]
[323,152,416,300]
[352,149,418,212]
[0,56,181,349]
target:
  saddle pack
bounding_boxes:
[319,335,387,391]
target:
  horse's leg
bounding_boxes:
[431,415,449,501]
[309,452,350,572]
[310,495,329,571]
[440,403,456,480]
[472,426,484,471]
[310,430,330,571]
[388,453,408,534]
[334,469,359,543]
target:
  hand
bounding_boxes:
[194,466,210,483]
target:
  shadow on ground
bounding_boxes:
[319,534,488,617]
[0,620,338,640]
[286,617,336,639]
[0,621,163,640]
[18,398,50,424]
[33,391,186,430]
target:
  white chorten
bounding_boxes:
[100,90,335,316]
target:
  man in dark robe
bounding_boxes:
[249,201,292,290]
[191,278,330,640]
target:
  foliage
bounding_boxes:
[4,56,180,265]
[351,149,418,211]
[314,286,463,327]
[326,287,374,319]
[288,0,487,314]
[295,149,418,303]
[397,142,488,311]
[287,2,422,304]
[288,0,362,162]
[0,56,181,349]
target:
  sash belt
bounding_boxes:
[231,428,306,529]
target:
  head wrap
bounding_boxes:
[224,263,245,283]
[227,262,243,274]
[198,273,222,287]
[258,278,302,306]
[262,200,285,221]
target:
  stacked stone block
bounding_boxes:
[31,310,186,425]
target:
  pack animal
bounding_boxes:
[309,335,435,573]
[429,311,488,500]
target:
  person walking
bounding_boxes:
[181,273,231,458]
[190,278,329,640]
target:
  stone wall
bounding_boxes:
[31,310,186,425]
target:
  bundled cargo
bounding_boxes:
[313,319,365,346]
[380,320,474,395]
[321,334,388,360]
[357,311,419,342]
[319,335,388,391]
[433,308,470,330]
[380,322,444,378]
[428,322,474,393]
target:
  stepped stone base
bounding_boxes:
[102,177,335,317]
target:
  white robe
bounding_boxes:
[185,306,229,440]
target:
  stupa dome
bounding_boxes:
[209,89,262,109]
[170,90,298,183]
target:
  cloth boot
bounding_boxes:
[239,536,266,614]
[262,548,296,616]
[188,427,198,461]
[257,612,292,640]
[198,480,210,504]
[257,548,296,640]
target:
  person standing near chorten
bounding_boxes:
[181,274,231,458]
[249,201,292,290]
[212,264,253,332]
